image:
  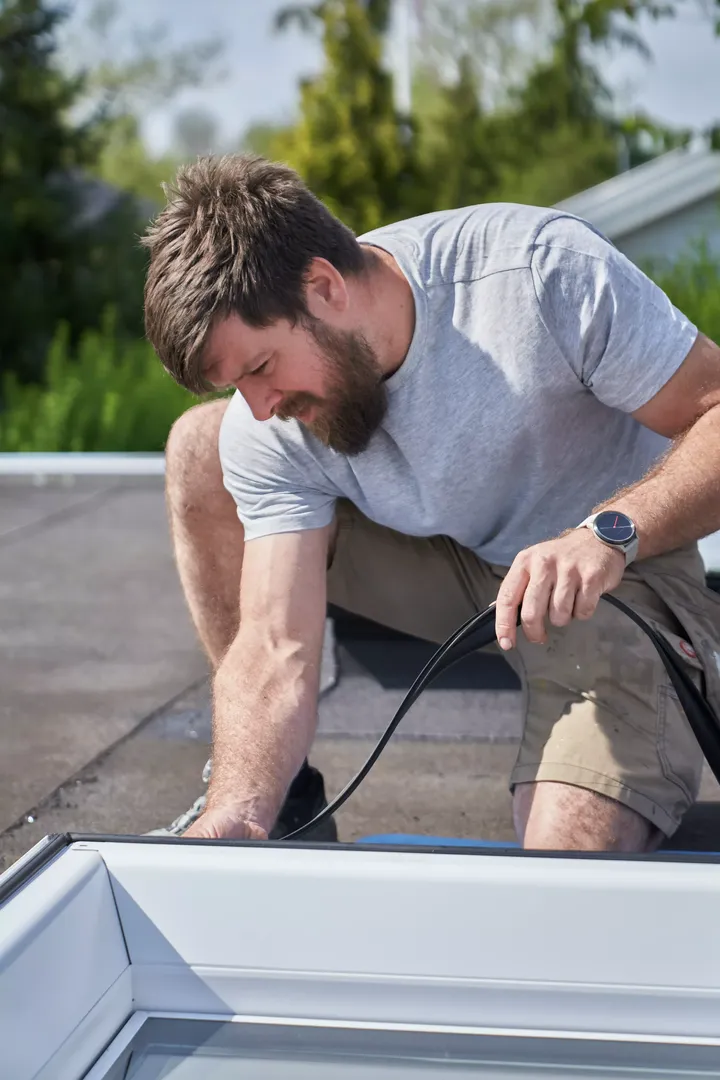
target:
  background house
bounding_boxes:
[555,144,720,265]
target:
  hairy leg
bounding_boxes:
[513,780,663,853]
[165,399,241,668]
[161,399,339,840]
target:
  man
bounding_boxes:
[143,153,720,852]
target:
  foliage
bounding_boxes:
[0,0,232,395]
[421,0,716,208]
[419,56,499,211]
[274,0,421,232]
[276,0,392,34]
[0,312,197,452]
[90,112,175,205]
[239,120,294,160]
[0,0,96,382]
[5,0,720,453]
[645,240,720,346]
[272,0,717,219]
[0,0,164,388]
[412,0,553,112]
[4,240,719,452]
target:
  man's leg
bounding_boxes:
[154,398,336,840]
[505,559,705,852]
[165,399,242,668]
[513,781,662,852]
[327,508,704,852]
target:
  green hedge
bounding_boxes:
[645,242,720,346]
[1,243,719,453]
[0,313,197,452]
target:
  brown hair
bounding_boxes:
[141,154,365,393]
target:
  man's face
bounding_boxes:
[203,312,388,455]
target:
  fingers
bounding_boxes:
[572,570,605,621]
[495,561,529,649]
[548,568,581,628]
[184,810,269,842]
[496,552,562,648]
[496,537,619,650]
[520,566,555,645]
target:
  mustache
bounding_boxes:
[275,392,323,421]
[271,322,386,455]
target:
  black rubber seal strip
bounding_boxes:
[0,832,71,907]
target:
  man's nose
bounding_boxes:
[241,383,283,422]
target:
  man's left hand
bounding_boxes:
[495,529,626,651]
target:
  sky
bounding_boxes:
[61,0,720,157]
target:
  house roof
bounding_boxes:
[555,144,720,240]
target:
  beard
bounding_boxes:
[275,319,388,456]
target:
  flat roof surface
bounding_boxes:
[1,472,719,870]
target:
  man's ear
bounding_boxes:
[304,257,350,319]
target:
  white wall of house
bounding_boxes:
[616,194,720,266]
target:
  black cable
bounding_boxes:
[284,595,720,840]
[602,595,720,773]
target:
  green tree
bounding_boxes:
[421,55,500,210]
[0,0,97,381]
[0,0,159,386]
[512,0,716,171]
[89,112,175,204]
[240,120,292,159]
[412,0,552,113]
[275,0,421,233]
[277,0,715,219]
[422,0,712,209]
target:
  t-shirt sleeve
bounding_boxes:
[530,214,698,413]
[218,392,337,542]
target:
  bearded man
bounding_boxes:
[142,154,720,852]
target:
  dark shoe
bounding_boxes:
[146,757,213,837]
[148,758,338,842]
[146,792,208,837]
[270,762,338,843]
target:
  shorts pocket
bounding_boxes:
[657,679,704,804]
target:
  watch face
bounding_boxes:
[594,511,635,545]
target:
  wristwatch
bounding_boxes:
[576,510,639,566]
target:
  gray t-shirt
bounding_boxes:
[219,203,697,566]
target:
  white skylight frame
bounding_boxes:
[4,835,720,1079]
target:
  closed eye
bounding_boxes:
[250,354,274,377]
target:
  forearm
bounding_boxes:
[596,404,720,560]
[208,637,320,833]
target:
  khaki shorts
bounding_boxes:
[326,500,715,838]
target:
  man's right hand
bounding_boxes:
[182,803,269,841]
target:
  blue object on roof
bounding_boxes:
[357,833,716,855]
[358,834,519,848]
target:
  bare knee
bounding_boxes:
[166,399,232,519]
[513,781,662,853]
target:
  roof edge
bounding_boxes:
[555,147,720,239]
